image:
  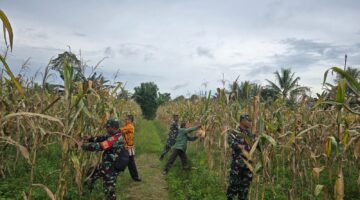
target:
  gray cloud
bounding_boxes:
[281,38,338,59]
[116,71,164,80]
[104,46,115,57]
[30,46,65,52]
[263,0,293,23]
[171,83,189,90]
[277,38,360,69]
[34,32,48,39]
[247,65,277,77]
[196,47,214,59]
[74,32,87,37]
[271,53,318,69]
[21,28,48,39]
[2,0,360,97]
[231,52,243,58]
[282,38,332,53]
[117,43,157,61]
[245,38,360,77]
[118,46,138,56]
[143,53,153,62]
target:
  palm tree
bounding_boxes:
[266,68,309,100]
[228,77,261,101]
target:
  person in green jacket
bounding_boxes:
[163,122,201,175]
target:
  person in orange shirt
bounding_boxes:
[120,114,141,181]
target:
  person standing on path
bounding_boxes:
[159,114,179,160]
[227,114,258,200]
[163,122,201,175]
[80,119,126,200]
[121,114,142,182]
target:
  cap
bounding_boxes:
[105,119,120,128]
[240,114,252,121]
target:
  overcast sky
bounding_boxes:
[1,0,360,97]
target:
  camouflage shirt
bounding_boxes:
[168,121,179,140]
[82,131,125,163]
[228,127,256,163]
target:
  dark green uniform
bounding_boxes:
[163,125,200,173]
[227,127,256,200]
[82,131,125,200]
[159,121,179,160]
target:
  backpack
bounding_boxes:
[115,148,129,171]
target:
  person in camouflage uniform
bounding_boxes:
[227,114,257,200]
[159,114,179,160]
[80,119,125,200]
[163,122,200,175]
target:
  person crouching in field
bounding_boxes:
[163,122,201,175]
[159,114,179,160]
[80,119,128,200]
[120,114,141,181]
[227,114,258,200]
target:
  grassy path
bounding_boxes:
[117,120,168,200]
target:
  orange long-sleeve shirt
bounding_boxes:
[120,122,135,149]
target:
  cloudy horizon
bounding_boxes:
[1,0,360,97]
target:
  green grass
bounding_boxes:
[134,120,164,154]
[158,124,227,200]
[165,150,226,200]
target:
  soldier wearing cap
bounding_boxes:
[227,114,257,200]
[159,114,179,160]
[80,118,125,200]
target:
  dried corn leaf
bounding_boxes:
[261,133,276,146]
[312,166,325,182]
[3,112,64,127]
[71,155,82,190]
[296,124,320,138]
[18,145,30,162]
[315,184,324,196]
[22,191,28,200]
[243,159,254,173]
[249,137,260,158]
[32,184,56,200]
[0,136,30,164]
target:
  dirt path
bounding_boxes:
[118,120,169,200]
[121,154,168,200]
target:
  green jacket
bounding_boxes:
[172,125,200,151]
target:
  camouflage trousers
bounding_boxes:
[227,161,253,200]
[86,162,119,200]
[159,138,176,160]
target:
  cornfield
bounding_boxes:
[1,7,360,200]
[0,10,141,200]
[157,72,360,199]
